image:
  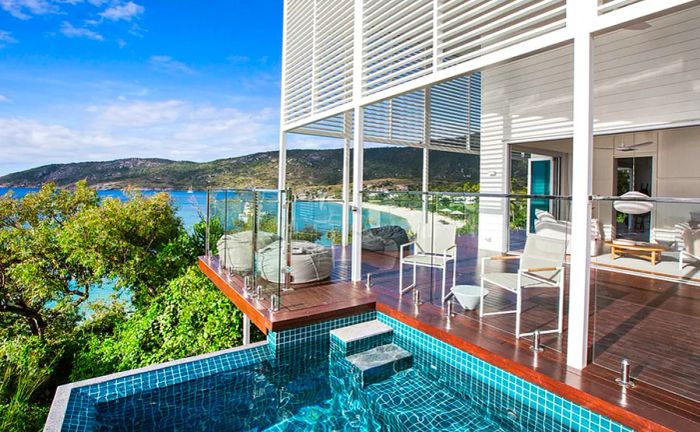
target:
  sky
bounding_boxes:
[0,1,291,176]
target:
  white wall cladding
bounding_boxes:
[284,0,354,123]
[362,0,434,95]
[482,6,700,144]
[437,0,567,71]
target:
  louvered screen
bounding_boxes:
[362,0,434,96]
[436,0,567,71]
[285,0,314,123]
[430,74,481,153]
[284,0,354,123]
[598,0,644,14]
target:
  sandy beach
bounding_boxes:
[362,202,463,233]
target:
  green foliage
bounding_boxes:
[0,340,54,432]
[71,267,258,380]
[0,181,100,338]
[59,189,184,304]
[0,184,257,430]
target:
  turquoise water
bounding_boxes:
[85,324,553,431]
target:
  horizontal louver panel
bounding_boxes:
[437,0,566,71]
[363,0,434,96]
[284,0,354,123]
[598,0,644,15]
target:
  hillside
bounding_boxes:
[0,147,486,192]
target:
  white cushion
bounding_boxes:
[535,209,556,222]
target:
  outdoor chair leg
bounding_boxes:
[557,280,564,333]
[452,257,457,292]
[479,278,485,317]
[399,258,403,296]
[515,274,522,338]
[413,261,417,288]
[441,264,447,304]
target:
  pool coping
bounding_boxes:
[43,341,268,432]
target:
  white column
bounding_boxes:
[341,112,352,247]
[422,148,430,223]
[351,106,364,282]
[277,132,287,236]
[278,132,287,191]
[243,315,251,345]
[566,2,595,371]
[422,87,431,223]
[350,0,364,282]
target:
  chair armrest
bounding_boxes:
[487,255,520,261]
[481,254,520,277]
[400,241,416,258]
[443,244,457,260]
[523,266,559,273]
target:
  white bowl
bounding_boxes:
[451,285,488,311]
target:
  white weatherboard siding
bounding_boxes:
[479,7,700,251]
[482,7,700,146]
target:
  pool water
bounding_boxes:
[90,331,558,431]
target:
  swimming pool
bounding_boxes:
[47,312,632,432]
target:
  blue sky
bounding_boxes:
[0,1,290,176]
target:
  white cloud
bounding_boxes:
[149,55,194,75]
[88,99,186,128]
[0,30,17,47]
[0,99,280,173]
[99,1,143,21]
[60,21,104,41]
[0,0,57,19]
[0,94,11,102]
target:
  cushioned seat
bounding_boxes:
[401,254,452,267]
[217,231,278,272]
[362,226,409,252]
[258,240,332,284]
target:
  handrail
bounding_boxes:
[204,188,700,205]
[591,195,700,204]
[362,190,572,200]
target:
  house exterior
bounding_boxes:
[275,0,700,374]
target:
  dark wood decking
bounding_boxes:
[198,235,700,431]
[199,255,375,332]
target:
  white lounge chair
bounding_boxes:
[480,234,566,338]
[399,221,457,304]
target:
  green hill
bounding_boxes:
[0,147,485,192]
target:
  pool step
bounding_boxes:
[330,319,394,356]
[346,344,413,387]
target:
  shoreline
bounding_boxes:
[362,202,463,233]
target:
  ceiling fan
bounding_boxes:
[616,140,653,152]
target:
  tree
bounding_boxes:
[59,188,186,305]
[0,182,99,337]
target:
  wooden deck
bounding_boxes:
[198,235,700,431]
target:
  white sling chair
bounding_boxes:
[399,221,457,303]
[480,234,566,338]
